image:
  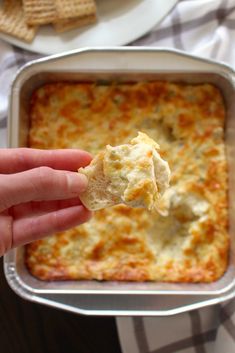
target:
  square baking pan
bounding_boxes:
[4,48,235,315]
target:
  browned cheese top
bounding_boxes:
[26,81,229,283]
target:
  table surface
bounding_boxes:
[0,258,121,353]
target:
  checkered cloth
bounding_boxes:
[0,0,235,352]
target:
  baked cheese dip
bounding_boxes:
[26,81,229,282]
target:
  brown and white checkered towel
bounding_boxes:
[117,301,235,353]
[0,0,234,352]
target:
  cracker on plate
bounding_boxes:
[54,14,96,33]
[0,0,37,42]
[54,0,96,20]
[22,0,57,25]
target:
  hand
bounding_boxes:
[0,148,92,256]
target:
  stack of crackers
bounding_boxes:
[0,0,97,43]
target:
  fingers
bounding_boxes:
[11,198,82,218]
[0,148,92,174]
[0,167,88,212]
[12,205,92,247]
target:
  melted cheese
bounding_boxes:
[26,81,229,282]
[102,132,170,210]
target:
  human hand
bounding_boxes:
[0,148,92,256]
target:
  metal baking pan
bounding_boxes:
[4,47,235,315]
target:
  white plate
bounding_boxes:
[0,0,177,55]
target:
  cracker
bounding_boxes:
[0,0,37,43]
[79,152,117,211]
[54,14,96,33]
[23,0,57,25]
[55,0,96,20]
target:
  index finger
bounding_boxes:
[0,148,92,174]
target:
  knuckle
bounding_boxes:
[38,166,54,178]
[29,166,73,201]
[36,167,70,197]
[51,211,60,231]
[0,175,14,212]
[28,217,39,239]
[37,166,55,191]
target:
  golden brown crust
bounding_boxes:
[26,82,229,283]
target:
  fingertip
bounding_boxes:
[82,208,93,222]
[67,172,88,194]
[78,173,89,191]
[75,150,93,167]
[83,151,93,164]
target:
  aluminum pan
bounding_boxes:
[4,48,235,315]
[8,69,235,295]
[5,249,235,316]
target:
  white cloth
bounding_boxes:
[0,0,235,352]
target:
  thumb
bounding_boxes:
[0,167,87,212]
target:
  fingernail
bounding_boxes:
[67,173,88,194]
